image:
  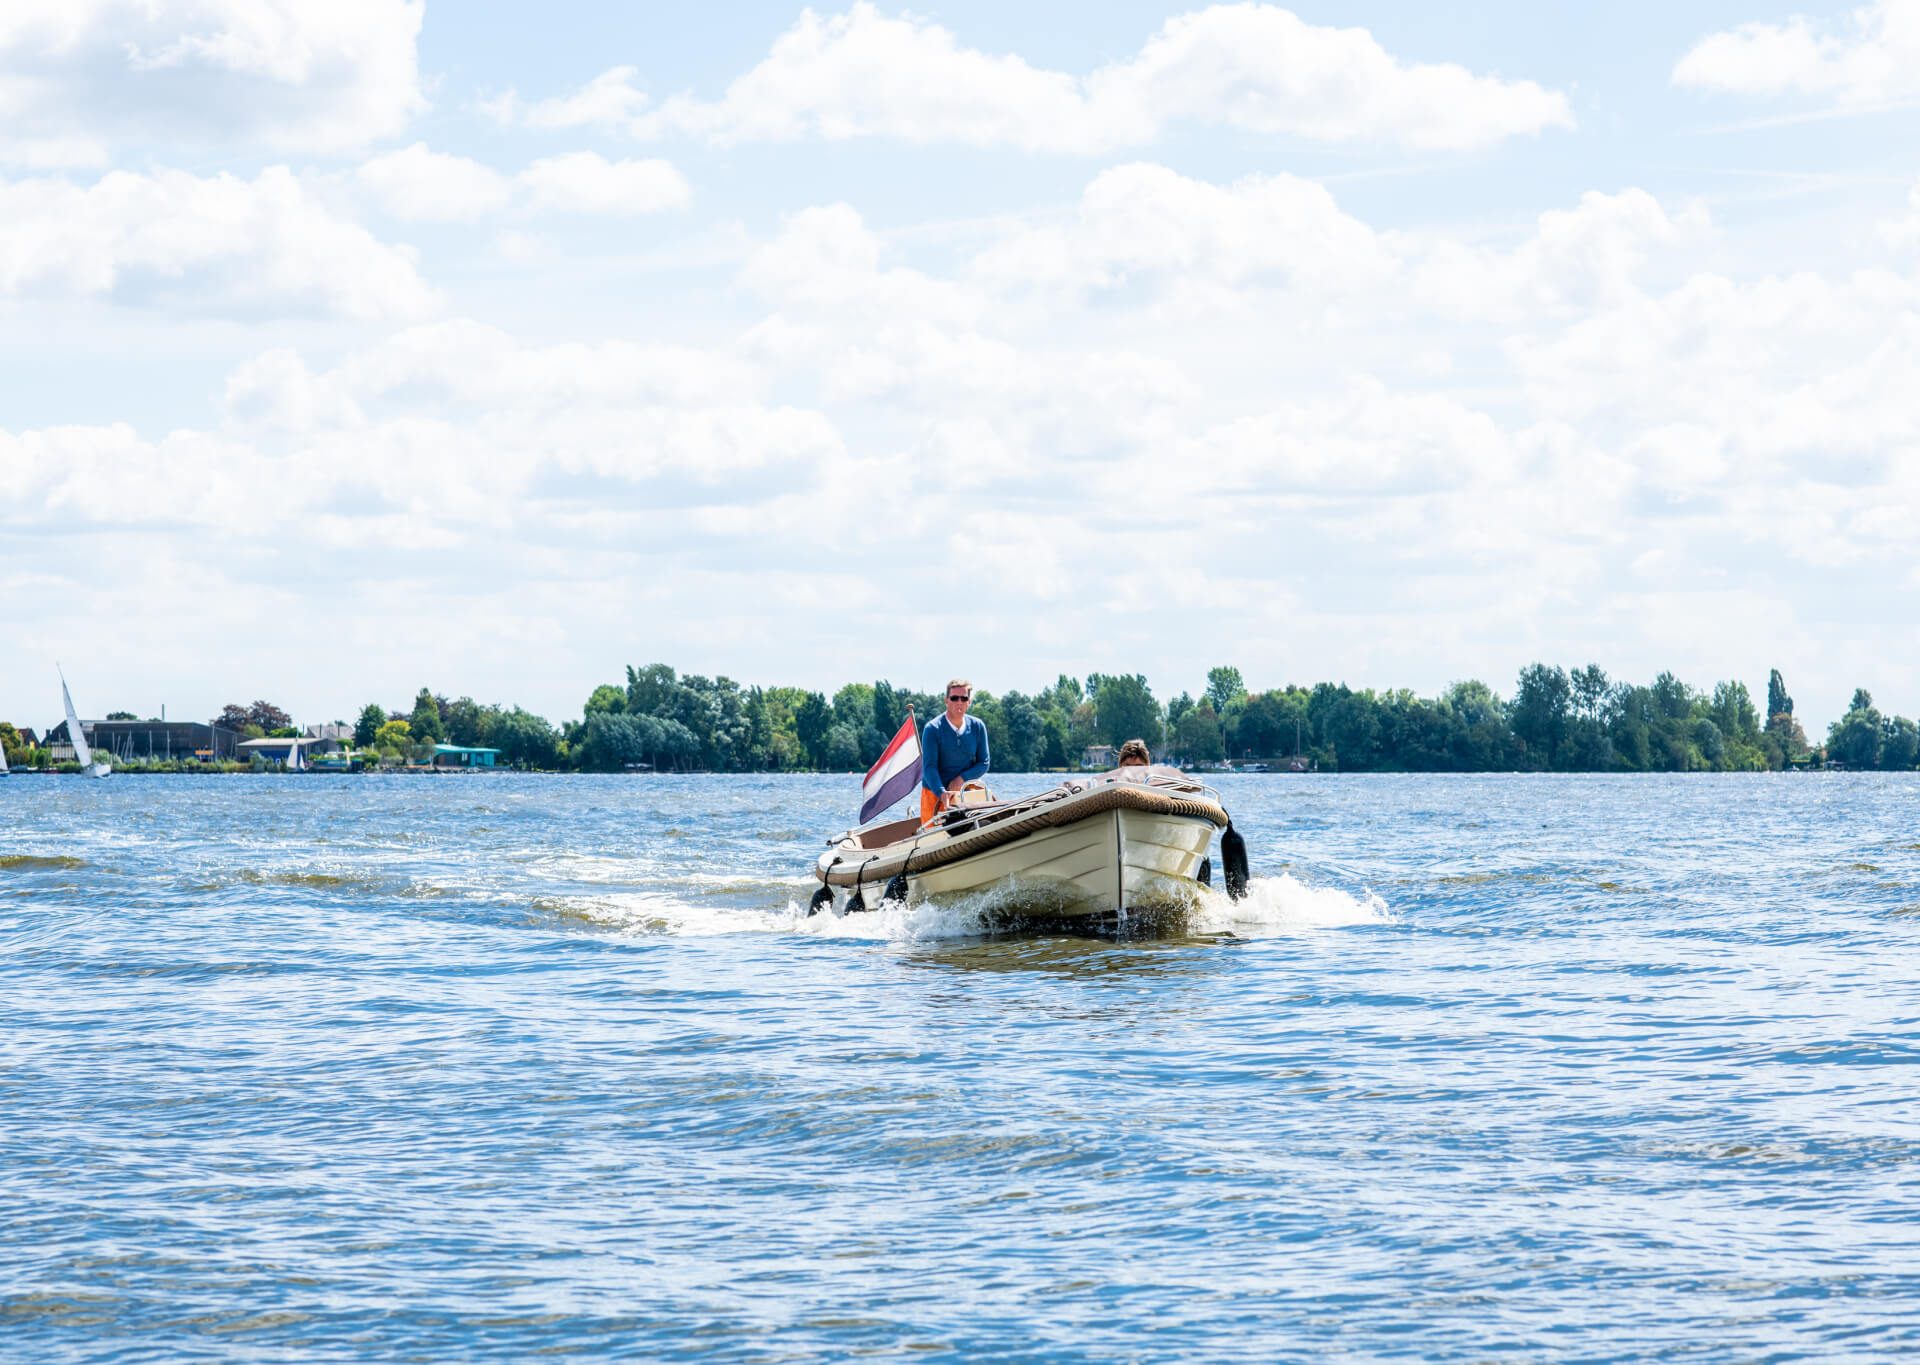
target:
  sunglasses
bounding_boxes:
[948,694,970,702]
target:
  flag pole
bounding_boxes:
[899,703,915,818]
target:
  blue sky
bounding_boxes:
[5,0,1920,732]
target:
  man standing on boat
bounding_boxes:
[921,678,990,824]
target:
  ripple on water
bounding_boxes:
[5,772,1920,1362]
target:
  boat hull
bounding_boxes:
[904,807,1215,920]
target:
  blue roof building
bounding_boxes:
[433,744,501,769]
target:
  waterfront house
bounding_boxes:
[432,744,501,770]
[1081,744,1117,769]
[237,735,344,764]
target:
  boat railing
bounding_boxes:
[833,769,1222,848]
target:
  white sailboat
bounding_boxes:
[286,734,305,772]
[1,740,9,775]
[59,667,111,779]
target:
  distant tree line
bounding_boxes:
[428,660,1912,774]
[21,664,1912,775]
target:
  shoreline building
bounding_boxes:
[46,718,238,764]
[237,734,346,764]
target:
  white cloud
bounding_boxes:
[517,152,690,216]
[1154,379,1525,497]
[13,153,1920,726]
[741,203,984,325]
[1083,5,1574,150]
[1409,188,1710,317]
[1879,181,1920,248]
[8,322,842,571]
[508,3,1572,152]
[356,143,513,221]
[1674,0,1920,105]
[972,162,1396,296]
[0,166,437,320]
[970,167,1701,327]
[482,65,651,130]
[0,0,426,162]
[318,319,762,411]
[356,144,689,220]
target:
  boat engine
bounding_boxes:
[807,885,834,916]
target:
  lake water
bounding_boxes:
[4,772,1919,1361]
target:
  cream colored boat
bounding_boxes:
[810,767,1245,923]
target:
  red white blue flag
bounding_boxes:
[861,712,921,823]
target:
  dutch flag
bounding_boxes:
[860,711,921,824]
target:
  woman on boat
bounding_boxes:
[921,678,990,823]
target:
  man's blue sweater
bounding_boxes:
[922,713,990,793]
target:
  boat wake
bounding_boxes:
[1190,873,1390,932]
[543,873,1388,943]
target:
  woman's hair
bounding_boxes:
[1118,738,1150,764]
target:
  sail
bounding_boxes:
[0,741,9,774]
[288,736,304,772]
[61,674,93,768]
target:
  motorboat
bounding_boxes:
[810,766,1247,924]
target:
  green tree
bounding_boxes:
[488,707,559,769]
[831,684,874,739]
[1068,700,1099,757]
[585,684,626,717]
[625,664,679,716]
[872,681,919,737]
[1882,715,1920,770]
[1045,675,1084,716]
[970,691,1007,769]
[409,688,445,743]
[1234,692,1296,758]
[759,687,809,770]
[1692,717,1726,765]
[374,719,412,751]
[1002,692,1043,771]
[353,703,385,748]
[1828,690,1884,768]
[1709,680,1760,746]
[444,696,486,746]
[1767,669,1793,720]
[823,723,860,770]
[1094,674,1163,749]
[1206,666,1246,716]
[1442,680,1512,766]
[1564,664,1612,769]
[1509,664,1572,770]
[1037,711,1070,769]
[1172,701,1225,761]
[795,692,832,769]
[0,722,27,768]
[1308,683,1382,770]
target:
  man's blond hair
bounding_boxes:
[946,678,972,696]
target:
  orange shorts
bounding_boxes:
[920,787,941,826]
